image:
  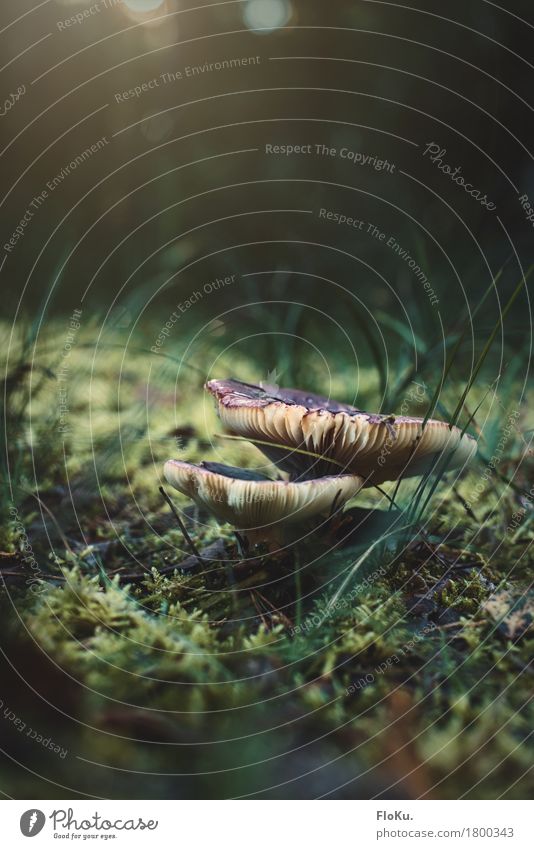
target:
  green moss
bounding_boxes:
[1,319,532,799]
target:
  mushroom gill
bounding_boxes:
[163,459,364,539]
[206,378,477,485]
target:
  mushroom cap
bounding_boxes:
[163,459,364,531]
[205,378,477,485]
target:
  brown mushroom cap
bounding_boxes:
[206,378,477,485]
[163,459,364,531]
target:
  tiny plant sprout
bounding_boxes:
[163,460,364,545]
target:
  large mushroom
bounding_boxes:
[163,459,364,543]
[206,379,477,485]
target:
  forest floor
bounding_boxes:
[1,321,532,799]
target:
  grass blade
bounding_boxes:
[449,268,531,427]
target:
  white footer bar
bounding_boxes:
[1,800,531,848]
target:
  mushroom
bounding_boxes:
[163,459,364,542]
[205,379,477,485]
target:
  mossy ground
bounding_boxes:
[1,320,532,799]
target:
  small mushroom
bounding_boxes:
[163,459,364,542]
[206,378,477,485]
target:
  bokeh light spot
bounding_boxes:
[123,0,166,12]
[243,0,291,33]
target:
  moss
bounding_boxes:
[435,573,493,615]
[1,319,532,799]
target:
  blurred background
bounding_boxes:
[0,0,532,801]
[0,0,532,340]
